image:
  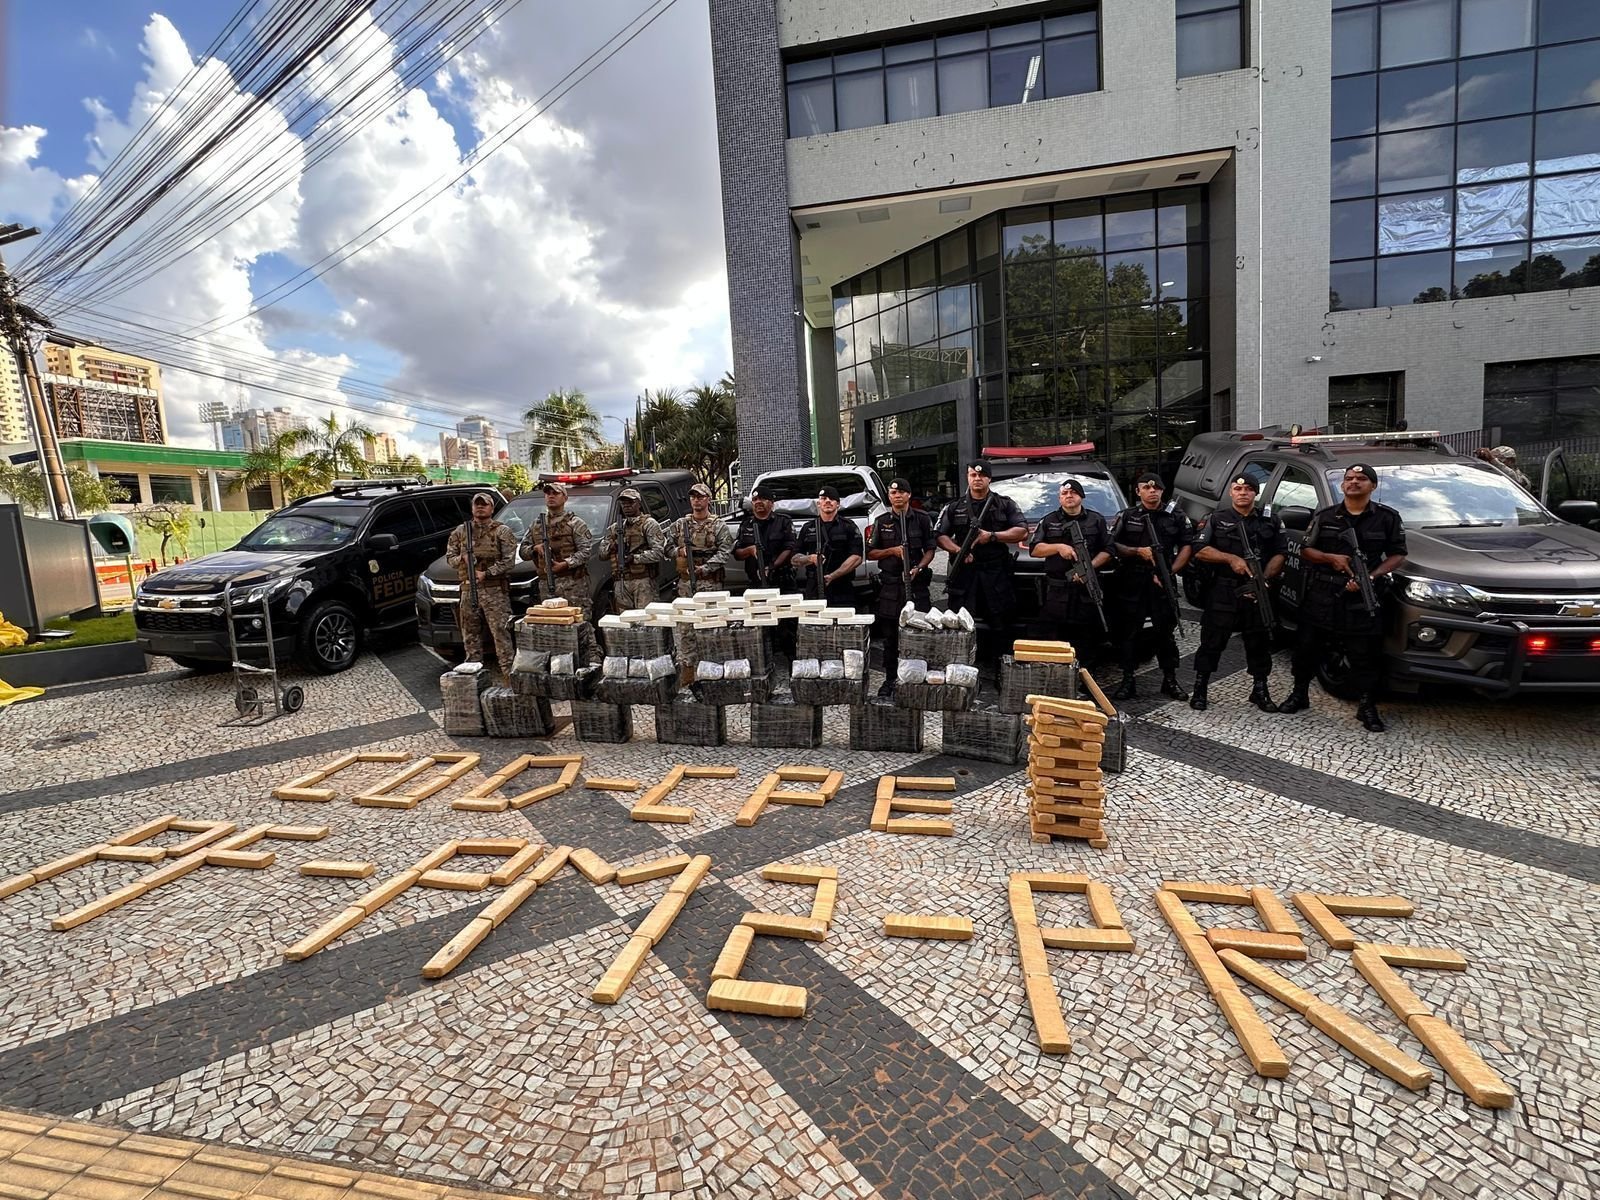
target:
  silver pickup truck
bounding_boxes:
[726,465,890,595]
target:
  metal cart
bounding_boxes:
[222,579,304,726]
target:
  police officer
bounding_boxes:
[1028,479,1113,659]
[793,485,864,607]
[733,483,795,590]
[1189,475,1285,712]
[520,480,594,618]
[866,477,935,698]
[936,462,1028,665]
[597,486,666,614]
[668,482,736,678]
[1109,472,1193,701]
[446,491,518,681]
[1279,463,1407,731]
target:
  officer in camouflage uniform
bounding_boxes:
[668,481,737,675]
[519,480,595,618]
[446,491,518,680]
[597,486,665,614]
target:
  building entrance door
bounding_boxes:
[866,442,959,512]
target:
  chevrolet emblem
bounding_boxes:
[1559,601,1599,618]
[158,597,178,610]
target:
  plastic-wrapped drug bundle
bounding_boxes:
[956,608,975,632]
[946,662,979,689]
[927,669,946,686]
[897,658,929,685]
[940,608,964,630]
[695,660,725,681]
[646,654,675,680]
[843,648,864,680]
[512,649,550,675]
[602,656,628,679]
[550,653,575,675]
[900,602,935,630]
[792,658,821,679]
[724,658,751,679]
[820,659,845,680]
[628,657,650,678]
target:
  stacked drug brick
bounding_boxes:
[1024,693,1110,847]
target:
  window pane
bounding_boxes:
[1379,127,1454,192]
[1457,115,1532,182]
[1157,244,1196,298]
[1045,13,1097,38]
[835,49,882,73]
[1460,0,1533,56]
[1330,258,1376,309]
[1106,249,1158,305]
[879,257,906,299]
[907,291,938,344]
[975,215,1001,268]
[1533,170,1600,237]
[938,53,988,113]
[1455,180,1531,244]
[1378,62,1456,131]
[1455,243,1529,295]
[1332,199,1377,259]
[1177,9,1242,78]
[937,31,986,56]
[1333,74,1378,138]
[1044,34,1098,97]
[885,40,933,64]
[1377,189,1453,252]
[1332,137,1377,199]
[886,61,937,123]
[938,286,972,336]
[1540,0,1600,45]
[1004,207,1054,259]
[1157,188,1204,244]
[1537,42,1600,110]
[990,19,1042,47]
[1055,200,1104,254]
[1104,307,1157,359]
[1457,50,1534,120]
[1376,250,1453,303]
[835,71,885,130]
[939,230,971,282]
[880,303,908,348]
[1055,254,1107,313]
[1380,0,1455,69]
[1104,195,1156,250]
[786,57,831,82]
[1536,106,1600,174]
[977,269,1002,322]
[1334,9,1376,75]
[833,294,852,327]
[1532,236,1600,283]
[1005,262,1053,314]
[788,78,834,136]
[991,43,1045,106]
[1157,299,1207,355]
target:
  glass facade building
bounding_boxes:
[831,189,1207,493]
[1330,0,1600,310]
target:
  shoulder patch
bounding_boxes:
[1165,499,1178,513]
[1261,504,1273,518]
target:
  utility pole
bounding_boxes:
[0,225,75,520]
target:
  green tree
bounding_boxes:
[525,388,602,471]
[636,386,686,468]
[0,461,48,512]
[0,464,127,514]
[657,381,739,499]
[293,413,375,480]
[133,502,195,563]
[497,462,533,496]
[576,443,625,471]
[233,429,319,506]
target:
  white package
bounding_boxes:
[927,670,946,686]
[820,659,845,680]
[946,662,979,689]
[602,656,628,679]
[695,660,725,681]
[957,607,976,632]
[646,654,676,681]
[724,658,751,680]
[843,648,865,680]
[792,657,821,679]
[550,653,575,676]
[897,658,928,685]
[628,657,650,678]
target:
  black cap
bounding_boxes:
[888,477,912,491]
[967,461,992,478]
[817,485,841,501]
[751,484,776,500]
[1230,475,1260,492]
[1135,471,1164,488]
[1346,463,1378,483]
[1060,479,1086,498]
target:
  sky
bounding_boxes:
[0,0,732,464]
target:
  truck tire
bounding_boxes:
[299,598,362,674]
[1316,645,1362,700]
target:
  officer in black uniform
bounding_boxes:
[866,476,936,698]
[794,485,865,607]
[733,484,796,591]
[1027,479,1113,658]
[936,462,1028,666]
[1109,471,1194,701]
[1278,462,1408,731]
[1189,474,1286,712]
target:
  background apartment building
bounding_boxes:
[709,0,1600,498]
[38,336,167,445]
[220,405,306,453]
[0,352,26,445]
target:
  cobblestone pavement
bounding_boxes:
[0,636,1596,1200]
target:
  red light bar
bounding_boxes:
[980,442,1096,459]
[1590,638,1600,653]
[539,468,636,484]
[1527,635,1551,653]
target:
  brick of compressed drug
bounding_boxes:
[1164,881,1252,904]
[411,842,460,873]
[1367,942,1468,971]
[480,877,540,928]
[592,934,655,1004]
[584,777,640,791]
[1084,881,1123,929]
[1406,1014,1514,1108]
[299,861,376,880]
[284,906,368,960]
[1014,872,1090,893]
[569,848,617,885]
[810,877,838,924]
[883,817,954,836]
[96,845,167,864]
[711,924,755,980]
[206,849,276,869]
[682,765,739,779]
[1216,948,1320,1015]
[1304,1000,1433,1091]
[1023,972,1071,1054]
[421,916,496,979]
[775,766,830,782]
[106,816,176,846]
[884,914,973,940]
[1292,892,1357,950]
[615,854,692,886]
[894,775,956,791]
[1351,947,1433,1021]
[1039,926,1135,952]
[667,855,713,896]
[354,870,422,915]
[767,789,827,807]
[635,893,689,944]
[489,844,545,886]
[1205,929,1307,960]
[417,869,491,891]
[741,912,828,940]
[1250,886,1302,936]
[1318,893,1415,917]
[456,837,527,855]
[263,825,331,841]
[529,847,572,885]
[887,796,953,815]
[631,804,695,824]
[1214,987,1290,1079]
[760,863,837,884]
[706,979,807,1018]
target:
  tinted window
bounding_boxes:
[421,493,476,533]
[237,507,366,550]
[370,500,427,543]
[637,485,672,523]
[991,472,1123,522]
[1271,465,1322,511]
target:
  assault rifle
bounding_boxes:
[1340,525,1380,617]
[539,515,555,600]
[946,491,995,588]
[1067,518,1110,633]
[461,521,479,610]
[752,516,768,586]
[679,522,697,597]
[1144,512,1184,628]
[611,516,630,583]
[1236,517,1275,629]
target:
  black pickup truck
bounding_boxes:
[415,468,694,659]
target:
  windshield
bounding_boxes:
[498,493,614,539]
[991,474,1125,523]
[236,506,366,550]
[760,473,872,504]
[1324,463,1547,527]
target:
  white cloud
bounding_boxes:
[0,126,96,226]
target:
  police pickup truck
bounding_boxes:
[1172,428,1600,697]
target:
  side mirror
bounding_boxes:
[1278,505,1313,532]
[1555,499,1600,526]
[368,533,399,551]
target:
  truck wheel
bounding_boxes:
[1316,646,1362,700]
[299,599,362,674]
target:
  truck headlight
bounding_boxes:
[1401,575,1487,614]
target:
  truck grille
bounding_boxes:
[137,610,225,634]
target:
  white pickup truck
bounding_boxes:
[727,465,891,595]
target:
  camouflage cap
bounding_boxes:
[471,491,496,506]
[541,480,568,495]
[617,487,642,502]
[1491,444,1517,461]
[689,482,712,497]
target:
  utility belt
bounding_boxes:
[619,565,653,580]
[676,557,724,578]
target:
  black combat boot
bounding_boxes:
[1111,671,1138,701]
[1356,695,1387,732]
[1189,673,1209,711]
[877,678,896,700]
[1277,680,1312,714]
[1160,673,1188,701]
[1248,678,1279,713]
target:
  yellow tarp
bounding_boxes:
[0,679,44,707]
[0,611,26,648]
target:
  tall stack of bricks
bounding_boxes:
[1024,694,1109,847]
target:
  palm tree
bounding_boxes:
[659,382,739,500]
[294,413,375,480]
[232,428,320,507]
[635,387,686,468]
[525,388,602,472]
